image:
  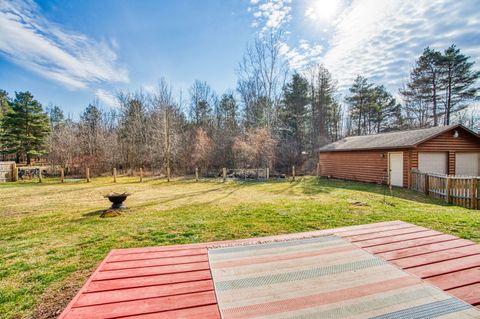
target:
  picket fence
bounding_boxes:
[411,169,478,209]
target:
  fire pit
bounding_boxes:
[102,193,130,217]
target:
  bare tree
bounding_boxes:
[189,80,216,128]
[237,30,288,129]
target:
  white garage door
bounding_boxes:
[418,152,447,174]
[456,153,480,176]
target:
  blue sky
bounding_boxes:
[1,0,479,116]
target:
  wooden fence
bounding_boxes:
[0,161,16,182]
[411,169,478,209]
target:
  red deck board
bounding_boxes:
[59,221,480,318]
[426,267,480,290]
[119,304,221,319]
[347,226,428,242]
[87,270,212,292]
[447,283,480,306]
[64,290,217,319]
[111,244,207,256]
[94,261,211,281]
[377,239,476,260]
[102,254,209,271]
[108,248,208,262]
[363,234,458,253]
[335,223,416,237]
[355,230,442,248]
[407,254,480,278]
[75,279,214,307]
[391,245,480,269]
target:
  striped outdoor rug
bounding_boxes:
[209,236,480,319]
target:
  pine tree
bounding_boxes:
[0,90,11,119]
[47,105,65,129]
[401,45,479,126]
[346,76,373,135]
[0,91,50,164]
[311,65,339,148]
[277,73,309,168]
[371,85,402,133]
[440,45,480,125]
[0,90,12,160]
[80,103,103,157]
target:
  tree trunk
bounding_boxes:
[432,78,438,126]
[446,72,452,125]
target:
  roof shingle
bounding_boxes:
[319,125,460,152]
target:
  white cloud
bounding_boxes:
[142,84,156,94]
[279,40,323,70]
[95,89,119,108]
[323,0,480,93]
[247,0,480,100]
[305,7,317,20]
[0,0,129,90]
[249,0,292,34]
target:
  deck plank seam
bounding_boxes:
[99,259,210,272]
[109,302,220,319]
[92,266,212,281]
[401,252,480,269]
[413,264,480,279]
[337,225,419,237]
[72,288,216,309]
[358,233,445,248]
[349,228,431,242]
[367,237,460,253]
[441,280,480,291]
[385,243,477,261]
[105,252,208,263]
[85,277,214,293]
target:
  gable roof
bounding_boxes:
[319,124,477,152]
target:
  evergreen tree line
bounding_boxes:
[0,36,478,173]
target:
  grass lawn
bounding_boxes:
[0,176,479,319]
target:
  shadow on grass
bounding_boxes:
[82,209,105,217]
[302,177,451,207]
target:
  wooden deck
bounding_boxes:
[59,221,480,318]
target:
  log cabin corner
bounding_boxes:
[318,124,480,188]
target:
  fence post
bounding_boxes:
[139,168,143,183]
[60,168,64,183]
[424,173,429,195]
[445,176,451,203]
[86,167,90,183]
[38,168,42,183]
[292,165,295,181]
[316,162,320,177]
[12,163,18,182]
[266,167,269,180]
[113,168,117,183]
[472,178,477,209]
[195,167,199,182]
[223,168,226,182]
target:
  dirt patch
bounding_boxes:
[29,269,91,319]
[348,200,369,206]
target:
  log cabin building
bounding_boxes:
[318,124,480,187]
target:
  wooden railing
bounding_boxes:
[411,169,478,209]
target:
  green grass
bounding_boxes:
[0,176,479,318]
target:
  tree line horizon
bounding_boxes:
[0,33,479,174]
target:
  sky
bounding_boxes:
[1,0,479,116]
